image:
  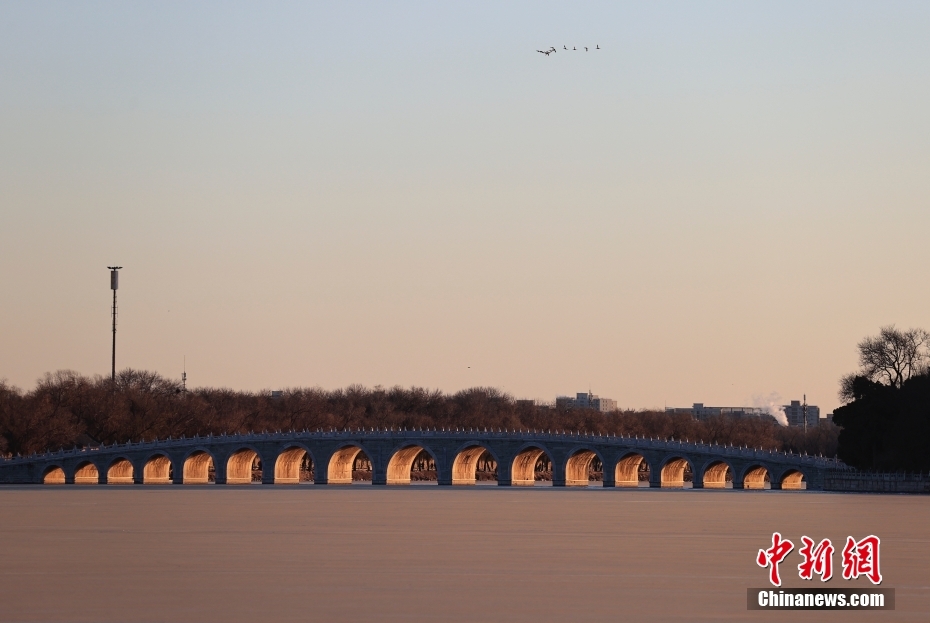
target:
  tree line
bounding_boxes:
[0,369,837,458]
[5,326,924,470]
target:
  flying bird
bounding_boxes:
[585,46,589,51]
[536,49,551,56]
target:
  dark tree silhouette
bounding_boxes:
[834,326,930,471]
[833,373,930,471]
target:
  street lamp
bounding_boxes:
[108,266,122,382]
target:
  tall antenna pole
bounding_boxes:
[802,393,807,434]
[108,266,122,383]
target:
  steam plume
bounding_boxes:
[753,392,788,426]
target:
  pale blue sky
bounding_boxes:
[2,2,929,413]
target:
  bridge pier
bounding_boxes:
[253,444,277,485]
[551,455,566,487]
[168,453,185,484]
[649,469,662,488]
[132,460,144,484]
[598,450,616,487]
[213,457,228,485]
[494,451,513,486]
[260,452,275,485]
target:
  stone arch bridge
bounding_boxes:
[0,429,838,490]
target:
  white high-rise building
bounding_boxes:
[783,399,820,428]
[665,403,767,420]
[556,392,617,413]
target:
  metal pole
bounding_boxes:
[108,266,121,384]
[111,287,117,382]
[796,394,807,437]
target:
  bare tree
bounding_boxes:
[1,369,840,457]
[840,326,930,401]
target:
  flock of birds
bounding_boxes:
[537,45,599,56]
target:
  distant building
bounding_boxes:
[783,399,820,428]
[556,392,617,413]
[665,403,768,421]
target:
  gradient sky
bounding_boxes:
[2,2,929,414]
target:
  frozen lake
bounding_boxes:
[0,486,927,622]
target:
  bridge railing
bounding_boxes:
[824,469,930,494]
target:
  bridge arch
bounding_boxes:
[327,444,373,485]
[452,443,498,485]
[741,464,770,490]
[274,445,314,484]
[511,444,552,486]
[42,465,65,484]
[227,447,262,484]
[701,460,733,489]
[387,444,438,485]
[143,453,173,484]
[74,461,99,484]
[778,468,806,490]
[614,452,650,487]
[107,457,134,484]
[183,449,215,484]
[660,456,693,488]
[565,447,604,487]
